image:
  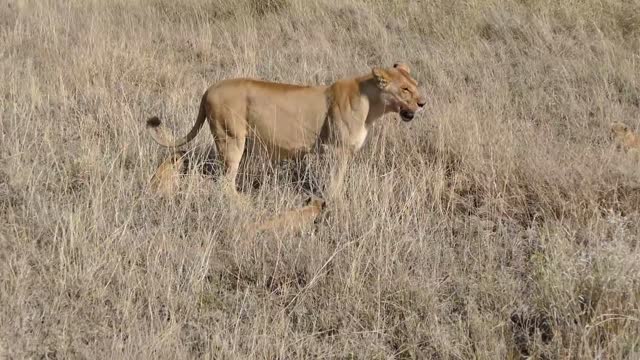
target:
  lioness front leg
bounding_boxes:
[322,146,354,200]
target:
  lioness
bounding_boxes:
[146,63,426,198]
[610,122,640,153]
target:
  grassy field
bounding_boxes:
[2,0,640,358]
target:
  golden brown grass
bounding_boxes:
[2,0,640,358]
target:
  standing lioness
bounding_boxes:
[147,63,426,198]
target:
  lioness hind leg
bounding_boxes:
[214,134,247,197]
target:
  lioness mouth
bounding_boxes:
[400,110,415,122]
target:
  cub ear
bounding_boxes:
[372,67,389,88]
[611,122,629,132]
[318,198,326,211]
[304,196,326,210]
[393,62,411,74]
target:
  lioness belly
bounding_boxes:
[248,136,309,160]
[247,114,324,160]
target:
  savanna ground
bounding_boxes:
[2,0,640,358]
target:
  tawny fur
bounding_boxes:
[146,63,427,197]
[610,122,640,153]
[149,151,187,196]
[251,196,326,235]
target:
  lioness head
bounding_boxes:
[372,63,427,122]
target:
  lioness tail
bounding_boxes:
[146,95,207,148]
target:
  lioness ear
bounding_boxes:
[393,63,411,74]
[372,67,389,88]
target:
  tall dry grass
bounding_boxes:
[1,0,640,358]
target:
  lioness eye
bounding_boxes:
[402,88,410,93]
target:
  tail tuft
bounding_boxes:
[147,116,161,128]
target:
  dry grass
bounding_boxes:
[2,0,640,358]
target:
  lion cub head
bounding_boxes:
[372,63,427,122]
[149,151,187,196]
[610,121,640,152]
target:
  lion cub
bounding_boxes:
[252,196,326,235]
[149,151,187,196]
[610,122,640,157]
